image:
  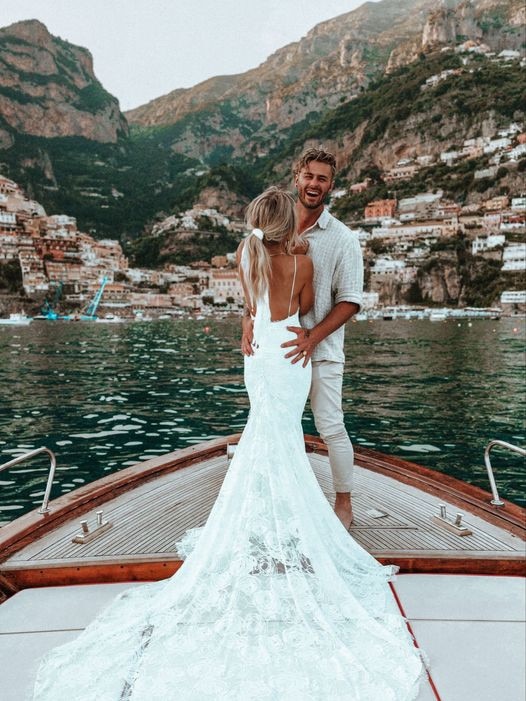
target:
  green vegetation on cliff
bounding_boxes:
[1,22,524,266]
[0,260,23,293]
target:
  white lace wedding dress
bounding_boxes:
[33,289,424,700]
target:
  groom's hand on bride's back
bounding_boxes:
[282,327,316,367]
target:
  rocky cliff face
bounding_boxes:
[126,0,438,132]
[0,20,128,143]
[422,1,482,51]
[125,0,521,167]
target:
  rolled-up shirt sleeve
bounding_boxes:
[333,232,363,309]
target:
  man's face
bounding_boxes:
[295,161,334,210]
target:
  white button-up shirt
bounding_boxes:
[300,208,363,363]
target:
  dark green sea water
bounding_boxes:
[0,316,524,524]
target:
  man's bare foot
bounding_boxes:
[334,492,354,530]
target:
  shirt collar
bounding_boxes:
[317,207,331,229]
[304,207,331,235]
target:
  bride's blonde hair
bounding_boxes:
[243,187,297,306]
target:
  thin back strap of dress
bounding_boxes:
[287,255,297,317]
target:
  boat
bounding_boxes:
[429,308,449,322]
[95,313,124,323]
[0,312,32,326]
[382,306,398,320]
[133,310,153,322]
[0,436,524,700]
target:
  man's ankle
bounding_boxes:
[335,491,352,506]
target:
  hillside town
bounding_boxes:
[1,17,525,321]
[1,81,525,320]
[0,174,248,317]
[1,149,524,320]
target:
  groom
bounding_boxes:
[242,147,363,529]
[284,147,363,529]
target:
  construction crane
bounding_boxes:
[81,276,109,321]
[41,282,70,320]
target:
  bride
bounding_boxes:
[34,188,424,700]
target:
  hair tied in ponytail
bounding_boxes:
[252,228,264,240]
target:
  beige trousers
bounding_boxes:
[310,360,354,493]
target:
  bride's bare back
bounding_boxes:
[267,253,313,322]
[236,241,314,321]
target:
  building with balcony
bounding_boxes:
[208,270,244,304]
[383,163,419,183]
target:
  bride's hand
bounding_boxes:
[241,316,254,356]
[282,326,315,367]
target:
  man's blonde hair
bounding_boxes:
[293,147,337,181]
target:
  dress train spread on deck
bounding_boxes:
[33,290,424,700]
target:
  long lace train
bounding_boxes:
[33,299,424,700]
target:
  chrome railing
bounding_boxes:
[484,440,526,507]
[0,447,57,514]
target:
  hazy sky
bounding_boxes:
[1,0,378,111]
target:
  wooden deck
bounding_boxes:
[0,437,524,595]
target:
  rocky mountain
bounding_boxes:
[0,20,128,148]
[388,0,524,69]
[0,0,523,247]
[125,0,524,164]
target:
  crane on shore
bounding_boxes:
[80,276,108,321]
[41,281,70,320]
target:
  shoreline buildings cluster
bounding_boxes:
[0,175,246,316]
[1,148,525,316]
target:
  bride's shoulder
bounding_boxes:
[296,253,312,264]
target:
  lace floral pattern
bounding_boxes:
[33,293,424,700]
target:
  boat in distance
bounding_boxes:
[0,313,32,326]
[0,435,524,700]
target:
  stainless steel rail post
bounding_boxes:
[484,440,526,507]
[0,447,57,514]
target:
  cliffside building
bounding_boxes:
[502,244,526,272]
[364,199,397,221]
[208,270,244,305]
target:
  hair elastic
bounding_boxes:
[251,228,264,240]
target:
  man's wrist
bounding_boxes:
[305,326,321,344]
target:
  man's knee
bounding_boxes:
[314,415,348,444]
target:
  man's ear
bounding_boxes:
[328,179,335,192]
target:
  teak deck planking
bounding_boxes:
[0,436,524,597]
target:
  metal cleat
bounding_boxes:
[72,510,112,544]
[432,503,473,536]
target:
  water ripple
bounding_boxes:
[0,317,524,524]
